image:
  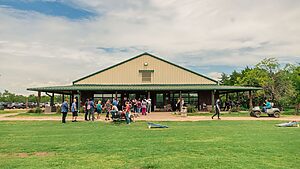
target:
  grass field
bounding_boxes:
[0,121,299,169]
[0,110,26,114]
[187,111,298,117]
[11,112,61,117]
[188,112,250,117]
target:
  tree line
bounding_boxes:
[221,58,300,109]
[0,90,62,103]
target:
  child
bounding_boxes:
[142,99,147,115]
[125,102,131,124]
[96,100,102,119]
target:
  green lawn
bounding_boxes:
[0,110,26,114]
[188,112,250,117]
[0,121,299,169]
[11,112,61,117]
[188,111,299,117]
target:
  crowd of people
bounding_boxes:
[60,97,152,124]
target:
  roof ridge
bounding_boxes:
[72,52,218,84]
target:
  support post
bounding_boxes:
[78,91,81,113]
[237,92,240,110]
[37,91,41,108]
[50,93,54,106]
[226,93,229,102]
[148,91,150,99]
[198,91,201,111]
[249,90,253,110]
[25,97,28,108]
[211,90,215,112]
[62,94,65,103]
[69,94,72,110]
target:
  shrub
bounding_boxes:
[187,106,197,113]
[35,107,42,113]
[27,108,43,113]
[240,106,249,111]
[79,107,84,113]
[27,109,35,113]
[230,106,239,112]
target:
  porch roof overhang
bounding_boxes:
[27,84,262,93]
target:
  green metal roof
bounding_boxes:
[72,52,218,84]
[27,84,262,93]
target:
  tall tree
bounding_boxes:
[222,58,298,109]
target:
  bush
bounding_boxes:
[79,107,84,113]
[35,107,42,113]
[187,106,197,113]
[240,106,249,111]
[27,109,35,113]
[230,106,239,112]
[27,108,42,113]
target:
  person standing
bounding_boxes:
[180,98,184,112]
[88,98,95,121]
[61,99,69,123]
[146,97,152,114]
[112,97,119,107]
[125,102,131,124]
[212,98,221,120]
[176,98,180,112]
[96,100,102,119]
[71,99,78,122]
[105,99,112,121]
[142,99,147,115]
[132,98,137,113]
[84,99,89,121]
[136,98,142,115]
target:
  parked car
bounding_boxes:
[1,102,9,109]
[0,102,5,110]
[7,102,26,109]
[27,102,38,108]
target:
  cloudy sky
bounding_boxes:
[0,0,299,95]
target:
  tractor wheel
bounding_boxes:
[254,111,261,118]
[273,111,280,118]
[250,112,254,117]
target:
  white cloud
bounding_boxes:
[207,72,222,81]
[0,0,300,95]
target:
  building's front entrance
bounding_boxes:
[87,91,211,112]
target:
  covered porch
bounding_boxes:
[27,84,261,112]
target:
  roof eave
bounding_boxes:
[72,52,219,84]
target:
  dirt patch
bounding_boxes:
[17,153,29,158]
[15,152,54,158]
[33,152,53,157]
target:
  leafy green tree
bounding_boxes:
[222,58,298,109]
[290,64,300,113]
[273,64,297,108]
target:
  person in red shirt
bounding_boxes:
[125,102,131,124]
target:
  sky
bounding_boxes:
[0,0,299,95]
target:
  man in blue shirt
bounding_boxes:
[71,99,78,122]
[88,98,95,121]
[263,99,272,112]
[212,98,221,120]
[61,99,69,123]
[112,98,119,107]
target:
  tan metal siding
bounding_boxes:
[75,55,216,85]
